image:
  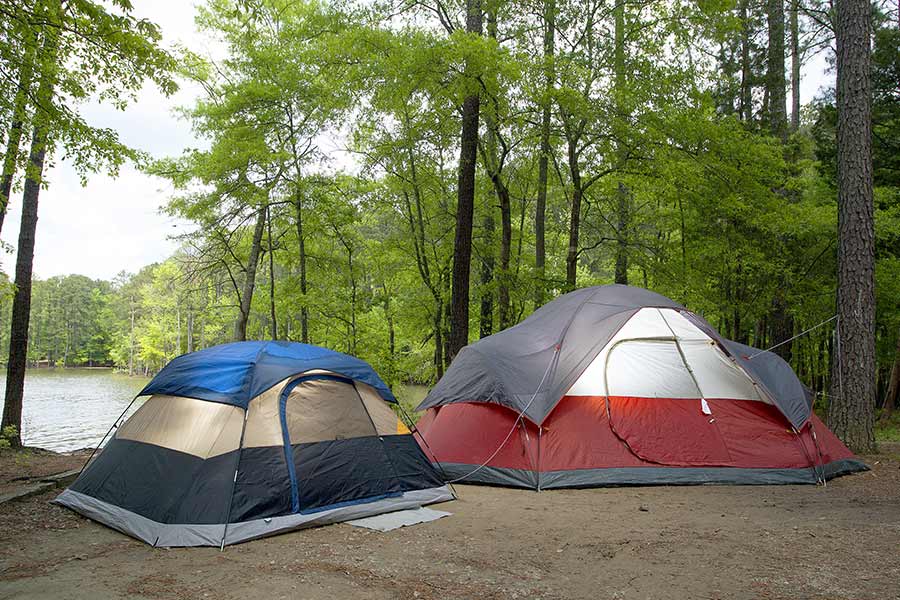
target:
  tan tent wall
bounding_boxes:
[116,395,243,459]
[242,378,291,449]
[357,381,409,435]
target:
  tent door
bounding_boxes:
[605,339,733,466]
[279,377,309,513]
[279,374,404,514]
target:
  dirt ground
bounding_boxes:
[0,448,90,496]
[0,445,898,600]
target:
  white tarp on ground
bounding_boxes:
[346,507,451,532]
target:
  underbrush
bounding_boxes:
[876,411,900,442]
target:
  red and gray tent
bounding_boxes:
[416,285,867,488]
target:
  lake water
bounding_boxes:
[0,369,430,453]
[0,369,150,452]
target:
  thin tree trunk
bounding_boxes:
[615,183,629,284]
[234,205,267,341]
[488,10,511,331]
[767,0,788,141]
[565,137,582,290]
[497,176,511,329]
[128,297,135,375]
[383,286,395,357]
[186,304,194,353]
[613,1,629,285]
[534,0,555,308]
[767,0,793,359]
[266,204,277,339]
[448,0,483,359]
[294,189,308,343]
[1,14,59,447]
[740,0,753,122]
[828,0,876,453]
[479,209,494,338]
[0,45,35,237]
[790,0,801,131]
[433,299,444,380]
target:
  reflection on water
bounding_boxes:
[0,368,149,452]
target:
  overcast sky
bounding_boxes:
[0,3,836,281]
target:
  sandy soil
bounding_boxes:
[0,445,898,600]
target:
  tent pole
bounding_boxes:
[536,426,542,492]
[220,406,249,551]
[398,403,458,498]
[77,394,141,478]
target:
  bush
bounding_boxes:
[0,425,17,449]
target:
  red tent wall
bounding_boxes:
[415,396,857,487]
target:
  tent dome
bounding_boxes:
[57,341,452,547]
[416,285,867,489]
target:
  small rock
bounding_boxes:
[639,505,649,512]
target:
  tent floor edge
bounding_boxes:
[434,459,868,489]
[54,486,453,548]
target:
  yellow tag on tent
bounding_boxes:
[397,418,410,435]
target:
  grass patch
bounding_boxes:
[875,411,900,442]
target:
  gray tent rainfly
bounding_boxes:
[418,285,812,429]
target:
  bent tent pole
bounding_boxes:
[397,402,459,499]
[77,393,142,478]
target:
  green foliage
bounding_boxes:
[2,0,898,409]
[0,0,178,185]
[0,425,17,449]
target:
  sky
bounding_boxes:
[0,3,836,281]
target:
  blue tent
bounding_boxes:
[56,341,452,547]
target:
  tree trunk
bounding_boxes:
[614,183,629,284]
[0,45,35,237]
[613,3,629,285]
[766,0,788,141]
[479,209,494,339]
[565,137,582,290]
[433,298,444,380]
[266,204,277,339]
[448,0,483,359]
[497,175,511,329]
[234,206,267,342]
[1,16,58,448]
[128,295,135,375]
[186,304,194,353]
[828,0,876,453]
[740,0,753,122]
[790,0,801,131]
[487,10,511,331]
[2,134,45,443]
[535,0,555,308]
[295,189,308,343]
